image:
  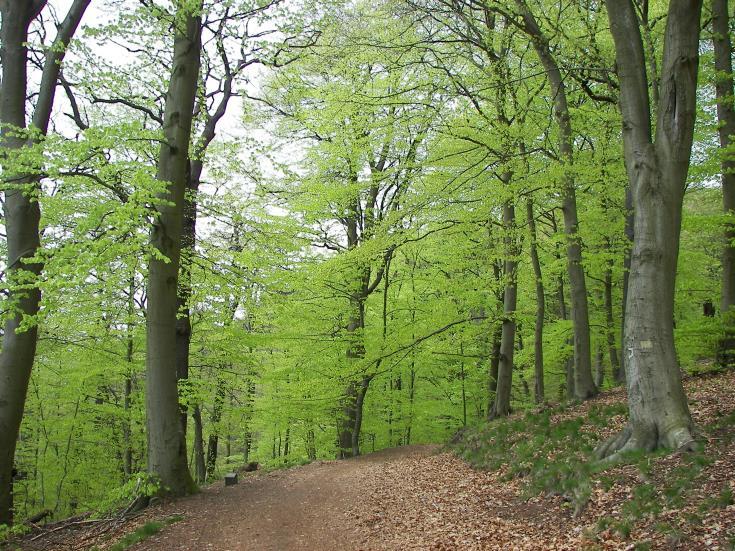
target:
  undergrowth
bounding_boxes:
[453,402,628,513]
[93,514,184,551]
[451,398,730,545]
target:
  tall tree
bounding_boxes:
[527,198,545,403]
[596,0,703,459]
[509,0,597,400]
[145,1,202,494]
[0,0,90,525]
[712,0,735,362]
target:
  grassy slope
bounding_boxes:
[451,368,735,550]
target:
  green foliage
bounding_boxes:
[452,403,720,544]
[104,515,183,551]
[94,473,161,517]
[654,521,684,546]
[451,406,620,513]
[700,486,734,511]
[0,523,30,544]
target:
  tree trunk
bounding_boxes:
[352,377,370,455]
[174,161,201,438]
[123,374,133,478]
[712,0,735,364]
[205,376,226,481]
[620,188,633,384]
[554,245,575,400]
[526,199,545,403]
[337,375,371,458]
[491,197,517,418]
[594,344,604,389]
[515,0,597,400]
[206,434,219,480]
[192,405,206,484]
[487,323,502,409]
[175,69,235,434]
[604,262,622,382]
[123,280,135,479]
[487,258,503,415]
[145,5,201,495]
[0,0,89,525]
[306,427,316,461]
[336,213,383,459]
[597,0,701,459]
[242,380,255,462]
[337,293,364,458]
[459,344,467,426]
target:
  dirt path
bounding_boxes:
[131,445,441,551]
[26,443,579,550]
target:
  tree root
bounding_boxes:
[593,425,634,462]
[594,423,699,463]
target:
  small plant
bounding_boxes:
[0,523,30,544]
[599,475,616,492]
[612,519,632,539]
[108,521,164,551]
[452,406,624,519]
[95,472,162,516]
[107,514,183,551]
[621,484,661,520]
[717,487,734,508]
[655,521,683,546]
[682,511,703,527]
[596,515,613,532]
[700,485,734,512]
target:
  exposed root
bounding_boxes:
[593,425,633,462]
[594,422,699,463]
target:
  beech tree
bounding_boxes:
[712,0,735,360]
[145,0,202,494]
[596,0,703,458]
[505,0,598,400]
[0,0,90,525]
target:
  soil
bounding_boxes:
[132,445,440,551]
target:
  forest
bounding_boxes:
[0,0,733,548]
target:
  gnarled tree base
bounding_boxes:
[594,422,699,462]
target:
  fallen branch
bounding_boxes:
[28,517,113,541]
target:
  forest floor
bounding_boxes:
[16,368,735,550]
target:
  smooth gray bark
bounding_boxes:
[712,0,735,356]
[0,0,89,525]
[337,287,370,458]
[145,5,201,495]
[123,276,136,479]
[620,188,633,384]
[551,213,575,399]
[597,0,702,459]
[487,257,503,414]
[491,192,517,418]
[594,345,604,389]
